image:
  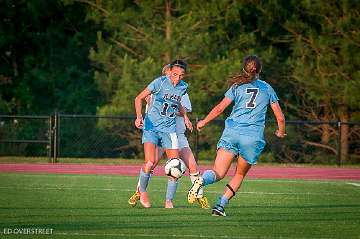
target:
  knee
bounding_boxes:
[143,161,154,172]
[235,166,250,178]
[213,170,226,180]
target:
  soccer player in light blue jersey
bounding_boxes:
[133,59,193,208]
[129,64,209,209]
[188,55,286,216]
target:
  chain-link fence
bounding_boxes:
[0,114,359,165]
[0,115,51,159]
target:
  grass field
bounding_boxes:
[0,173,359,239]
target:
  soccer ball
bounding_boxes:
[164,158,186,179]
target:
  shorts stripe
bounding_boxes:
[169,132,179,149]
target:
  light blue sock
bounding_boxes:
[202,170,217,186]
[216,195,229,208]
[165,179,179,201]
[139,168,151,193]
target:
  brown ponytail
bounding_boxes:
[228,55,262,86]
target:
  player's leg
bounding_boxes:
[156,147,165,167]
[212,136,264,216]
[163,132,180,208]
[164,148,180,208]
[180,146,210,209]
[181,147,198,174]
[188,147,234,203]
[177,133,197,174]
[133,129,160,208]
[204,147,235,184]
[225,155,251,198]
[128,146,163,207]
[177,134,201,195]
[137,142,157,208]
[212,155,251,217]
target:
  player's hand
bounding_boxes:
[184,116,193,132]
[275,130,286,138]
[196,120,206,132]
[135,116,144,129]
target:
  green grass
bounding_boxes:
[0,173,359,239]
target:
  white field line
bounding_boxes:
[0,186,346,196]
[347,182,360,187]
[4,173,357,185]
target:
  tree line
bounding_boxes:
[0,0,359,163]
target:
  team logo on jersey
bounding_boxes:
[163,93,181,102]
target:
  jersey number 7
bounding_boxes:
[246,88,259,108]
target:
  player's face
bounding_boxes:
[169,66,185,85]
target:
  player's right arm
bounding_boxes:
[134,88,151,129]
[270,102,286,138]
[197,97,232,131]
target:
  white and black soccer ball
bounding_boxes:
[164,158,186,179]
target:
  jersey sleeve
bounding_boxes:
[224,85,235,101]
[147,77,163,94]
[180,93,192,112]
[267,85,279,103]
[181,81,188,96]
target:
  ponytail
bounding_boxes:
[228,55,262,86]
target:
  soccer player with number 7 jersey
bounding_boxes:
[133,59,192,208]
[187,55,286,216]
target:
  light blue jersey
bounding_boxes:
[144,76,188,133]
[224,79,279,138]
[217,79,279,164]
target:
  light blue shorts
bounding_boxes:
[142,129,179,149]
[217,128,266,165]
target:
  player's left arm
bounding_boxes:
[271,102,286,138]
[179,105,193,132]
[267,84,286,138]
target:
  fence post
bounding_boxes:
[337,121,341,167]
[48,115,53,163]
[53,111,59,163]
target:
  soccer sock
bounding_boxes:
[139,168,151,193]
[190,171,199,184]
[165,179,179,201]
[216,195,229,208]
[202,170,217,186]
[137,169,153,193]
[190,171,203,198]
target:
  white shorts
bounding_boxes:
[177,133,190,149]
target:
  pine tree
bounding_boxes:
[271,0,360,162]
[77,0,270,158]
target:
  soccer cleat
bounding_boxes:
[139,191,151,208]
[187,177,204,204]
[197,196,210,209]
[128,191,140,207]
[211,205,226,217]
[165,200,174,209]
